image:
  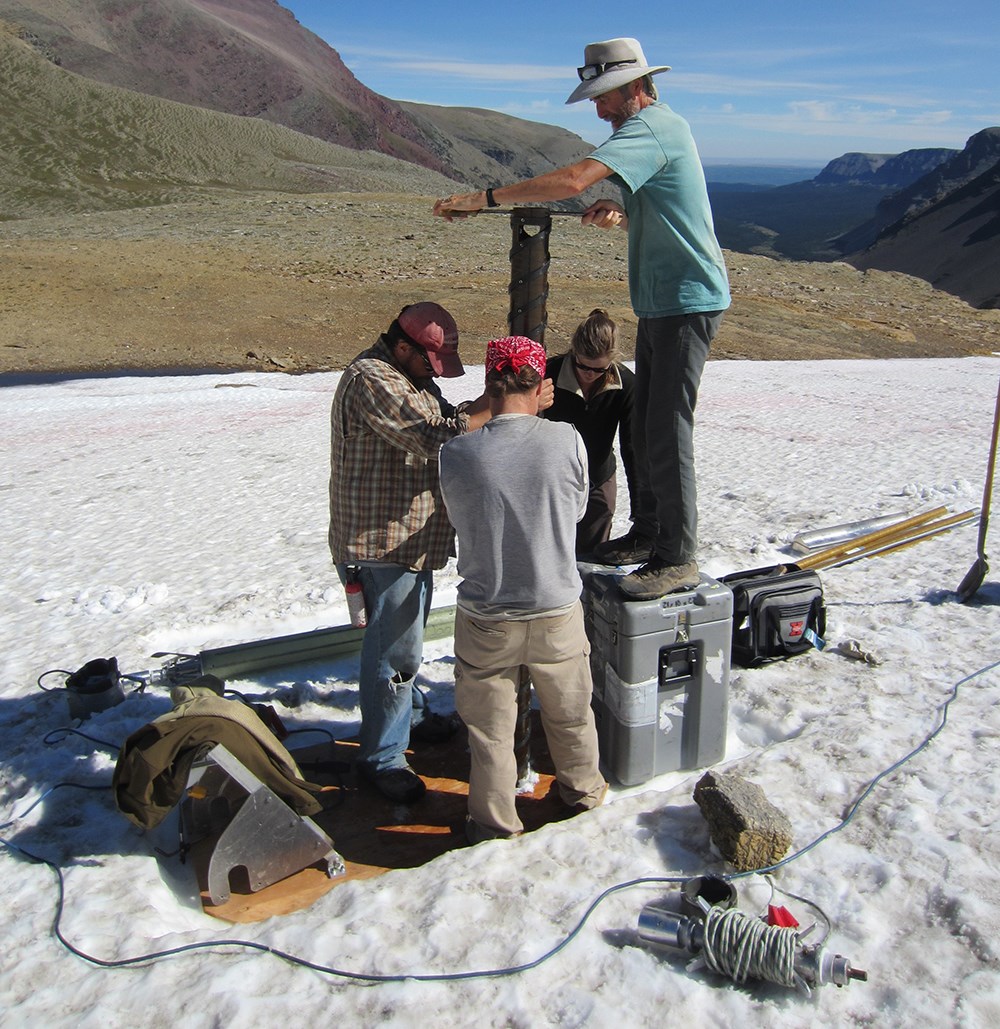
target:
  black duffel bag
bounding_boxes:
[719,564,826,667]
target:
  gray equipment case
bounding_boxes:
[582,568,733,786]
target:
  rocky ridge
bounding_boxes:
[846,128,1000,309]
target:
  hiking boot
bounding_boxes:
[359,764,426,804]
[592,531,654,566]
[618,558,700,601]
[409,711,460,745]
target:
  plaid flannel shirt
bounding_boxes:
[328,337,470,571]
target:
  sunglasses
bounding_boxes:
[410,344,434,372]
[577,58,637,82]
[572,355,611,376]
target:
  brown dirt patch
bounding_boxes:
[3,192,999,378]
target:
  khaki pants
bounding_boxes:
[454,602,606,836]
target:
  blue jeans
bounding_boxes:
[338,563,433,772]
[632,312,723,564]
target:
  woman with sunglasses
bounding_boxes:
[542,309,652,561]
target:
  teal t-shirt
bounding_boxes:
[590,103,731,318]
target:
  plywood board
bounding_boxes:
[196,717,573,922]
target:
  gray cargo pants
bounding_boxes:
[631,311,724,564]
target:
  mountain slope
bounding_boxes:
[0,24,458,219]
[0,0,592,187]
[835,133,996,253]
[2,0,458,174]
[848,129,1000,309]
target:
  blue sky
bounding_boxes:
[283,1,998,165]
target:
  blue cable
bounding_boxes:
[726,655,1000,881]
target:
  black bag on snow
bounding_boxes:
[719,564,826,667]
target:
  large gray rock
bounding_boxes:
[693,770,793,872]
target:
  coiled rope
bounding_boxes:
[701,906,798,987]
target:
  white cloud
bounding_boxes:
[391,59,571,83]
[911,110,955,126]
[787,100,842,123]
[338,44,572,84]
[693,100,973,150]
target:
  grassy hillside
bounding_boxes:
[399,102,592,182]
[397,101,621,210]
[0,25,459,220]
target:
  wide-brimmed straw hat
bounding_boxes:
[565,37,670,104]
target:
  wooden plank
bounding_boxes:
[194,717,572,923]
[808,509,978,570]
[795,506,949,570]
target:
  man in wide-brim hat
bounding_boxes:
[434,37,731,602]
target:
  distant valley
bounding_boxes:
[703,165,824,187]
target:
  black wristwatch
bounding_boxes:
[485,187,500,208]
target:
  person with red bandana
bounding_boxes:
[439,335,607,844]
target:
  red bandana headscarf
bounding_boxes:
[484,335,547,379]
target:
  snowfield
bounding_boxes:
[1,355,998,1027]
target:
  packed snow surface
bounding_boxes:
[2,356,998,1027]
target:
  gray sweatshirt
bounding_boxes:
[439,413,588,618]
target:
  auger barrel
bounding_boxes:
[507,206,555,776]
[507,207,553,344]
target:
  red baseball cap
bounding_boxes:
[397,302,464,377]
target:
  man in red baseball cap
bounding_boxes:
[395,301,465,378]
[328,303,491,803]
